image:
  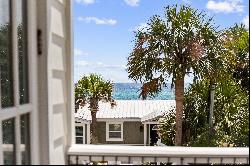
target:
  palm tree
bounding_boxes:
[127,5,221,146]
[75,74,115,144]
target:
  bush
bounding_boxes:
[159,77,249,147]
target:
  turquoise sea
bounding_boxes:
[112,83,175,100]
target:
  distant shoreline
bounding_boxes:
[112,83,178,100]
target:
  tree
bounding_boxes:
[222,24,249,92]
[127,5,220,145]
[75,74,115,144]
[159,76,249,147]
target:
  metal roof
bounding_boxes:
[75,100,176,122]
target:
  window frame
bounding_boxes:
[106,122,123,142]
[75,123,85,144]
[0,0,39,165]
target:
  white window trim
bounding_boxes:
[75,123,85,144]
[0,0,39,164]
[106,122,123,142]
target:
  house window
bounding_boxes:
[75,125,85,144]
[0,0,36,164]
[2,118,16,165]
[106,122,123,141]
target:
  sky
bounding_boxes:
[73,0,249,83]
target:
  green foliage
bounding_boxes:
[158,109,176,146]
[159,76,249,147]
[75,74,115,111]
[75,74,115,143]
[127,4,222,146]
[127,5,221,98]
[222,24,249,91]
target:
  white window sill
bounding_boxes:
[106,138,123,142]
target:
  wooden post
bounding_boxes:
[144,124,147,146]
[87,123,91,144]
[148,124,151,145]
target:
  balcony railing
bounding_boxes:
[67,145,249,165]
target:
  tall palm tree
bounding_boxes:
[127,5,221,146]
[75,74,115,144]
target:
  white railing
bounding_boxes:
[67,145,249,165]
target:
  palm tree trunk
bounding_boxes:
[175,76,184,146]
[90,98,99,144]
[90,111,98,144]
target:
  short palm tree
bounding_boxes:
[75,74,115,144]
[127,5,221,145]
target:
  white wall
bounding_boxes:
[37,0,73,164]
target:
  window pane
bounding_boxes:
[2,118,16,165]
[75,126,83,136]
[109,124,121,131]
[21,114,31,165]
[75,137,83,144]
[17,0,29,104]
[109,132,121,138]
[0,0,14,108]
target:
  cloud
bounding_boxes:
[75,60,126,71]
[206,0,244,13]
[74,61,129,82]
[75,0,95,5]
[242,15,249,29]
[75,60,91,66]
[182,0,191,5]
[130,23,148,32]
[134,23,148,32]
[74,49,89,56]
[124,0,140,7]
[78,16,117,25]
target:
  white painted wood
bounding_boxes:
[12,0,19,109]
[36,0,73,164]
[15,116,21,165]
[65,0,74,148]
[143,121,160,124]
[86,124,90,144]
[75,123,85,144]
[148,124,150,145]
[143,124,147,146]
[0,104,32,120]
[68,145,249,157]
[0,33,1,163]
[0,121,3,165]
[97,118,140,122]
[36,0,50,163]
[0,0,39,164]
[27,0,40,164]
[68,145,249,165]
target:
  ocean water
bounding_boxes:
[112,83,175,100]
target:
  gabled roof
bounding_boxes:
[75,100,175,122]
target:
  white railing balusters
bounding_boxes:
[68,145,249,165]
